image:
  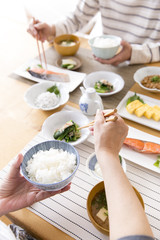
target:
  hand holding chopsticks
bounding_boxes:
[36,36,47,70]
[78,109,117,130]
[33,18,47,70]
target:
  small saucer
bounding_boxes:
[56,56,82,70]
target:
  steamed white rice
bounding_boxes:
[93,37,119,48]
[26,148,76,184]
[35,91,59,109]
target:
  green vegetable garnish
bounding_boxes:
[47,85,60,96]
[26,67,30,71]
[126,93,144,106]
[61,63,75,70]
[37,64,42,68]
[94,81,113,93]
[53,120,81,142]
[151,75,160,82]
[119,155,122,165]
[92,190,108,210]
[153,155,160,168]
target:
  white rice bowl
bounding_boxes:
[26,148,76,184]
[21,140,80,191]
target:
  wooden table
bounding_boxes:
[0,17,159,240]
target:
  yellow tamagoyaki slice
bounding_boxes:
[153,105,160,112]
[152,107,160,121]
[126,100,143,114]
[144,104,154,119]
[134,104,147,117]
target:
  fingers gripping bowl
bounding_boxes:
[21,140,80,191]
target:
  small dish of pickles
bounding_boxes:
[56,56,82,71]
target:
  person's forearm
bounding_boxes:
[130,42,160,64]
[0,198,9,217]
[97,151,153,240]
[55,0,98,36]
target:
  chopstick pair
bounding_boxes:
[36,37,47,70]
[78,109,117,130]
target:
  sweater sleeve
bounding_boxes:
[130,42,160,64]
[118,235,155,240]
[54,0,99,36]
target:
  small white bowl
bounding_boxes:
[83,71,124,97]
[86,152,126,181]
[89,35,121,59]
[42,110,90,146]
[134,66,160,93]
[24,82,69,110]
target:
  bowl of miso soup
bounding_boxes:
[54,34,80,56]
[87,181,144,235]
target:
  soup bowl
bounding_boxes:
[54,34,80,56]
[87,181,144,235]
[21,140,80,191]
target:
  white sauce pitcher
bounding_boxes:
[79,87,104,116]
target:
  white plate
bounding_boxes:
[87,126,160,174]
[24,82,69,111]
[86,152,126,181]
[117,91,160,131]
[120,126,160,174]
[14,59,86,93]
[83,71,124,96]
[134,66,160,93]
[42,110,90,146]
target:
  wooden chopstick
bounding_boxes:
[36,32,47,70]
[36,37,43,68]
[41,41,47,70]
[78,109,117,130]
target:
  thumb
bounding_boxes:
[9,154,23,178]
[120,40,130,48]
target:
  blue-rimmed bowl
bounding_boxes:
[86,152,126,180]
[89,35,121,59]
[21,140,80,191]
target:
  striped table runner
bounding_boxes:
[0,132,160,240]
[0,105,159,240]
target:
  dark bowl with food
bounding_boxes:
[54,34,80,56]
[87,181,144,235]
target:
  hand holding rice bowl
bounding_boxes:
[89,35,121,59]
[21,140,80,191]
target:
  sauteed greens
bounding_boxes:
[54,120,81,142]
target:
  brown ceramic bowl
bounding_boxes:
[54,34,80,56]
[87,181,144,235]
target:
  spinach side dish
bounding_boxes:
[53,120,81,142]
